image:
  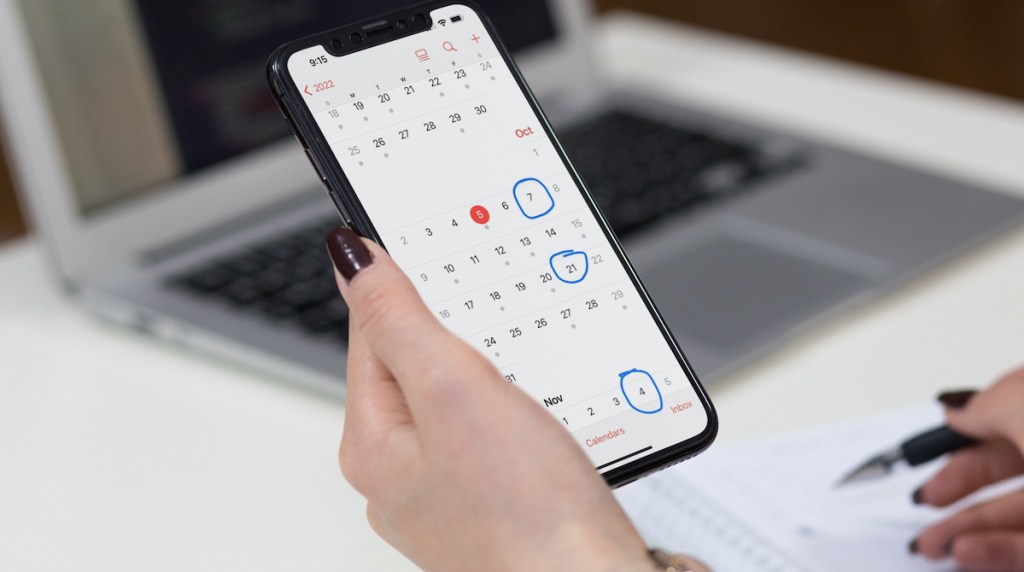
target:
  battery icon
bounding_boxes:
[451,15,462,23]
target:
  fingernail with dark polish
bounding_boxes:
[912,487,925,505]
[326,227,373,282]
[937,390,976,409]
[909,538,919,554]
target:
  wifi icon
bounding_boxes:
[438,18,447,26]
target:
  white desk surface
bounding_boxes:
[2,12,1023,571]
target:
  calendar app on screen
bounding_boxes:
[287,5,710,473]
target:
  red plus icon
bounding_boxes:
[470,205,490,224]
[471,34,480,43]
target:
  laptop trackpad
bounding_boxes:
[641,234,872,374]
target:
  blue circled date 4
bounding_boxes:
[618,368,663,414]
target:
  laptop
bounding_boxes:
[1,0,1021,395]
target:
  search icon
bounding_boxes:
[442,41,457,52]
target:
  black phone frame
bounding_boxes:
[266,0,718,488]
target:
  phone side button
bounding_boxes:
[304,148,328,181]
[326,187,355,226]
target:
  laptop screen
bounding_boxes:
[14,0,556,215]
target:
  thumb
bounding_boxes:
[325,226,495,416]
[325,226,451,367]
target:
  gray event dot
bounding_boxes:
[363,116,368,121]
[530,252,536,257]
[581,234,587,239]
[384,153,389,158]
[465,84,470,89]
[459,128,465,133]
[571,324,577,329]
[490,75,495,80]
[550,288,556,293]
[439,92,445,97]
[499,306,505,311]
[337,124,343,130]
[484,224,490,230]
[494,352,500,358]
[389,108,394,113]
[504,261,510,266]
[358,161,364,166]
[454,279,460,284]
[622,305,628,310]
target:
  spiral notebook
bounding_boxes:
[615,403,1023,572]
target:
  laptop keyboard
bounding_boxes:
[168,111,804,343]
[170,217,351,342]
[559,111,803,235]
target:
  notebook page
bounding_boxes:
[616,473,813,571]
[616,403,1023,572]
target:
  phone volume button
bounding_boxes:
[326,188,354,225]
[270,75,286,96]
[304,148,328,181]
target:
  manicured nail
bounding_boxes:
[937,390,976,409]
[326,227,373,282]
[909,538,919,554]
[912,486,925,505]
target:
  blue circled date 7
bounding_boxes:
[512,177,555,219]
[618,368,664,414]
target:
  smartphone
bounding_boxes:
[267,1,716,487]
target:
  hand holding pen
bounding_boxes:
[901,368,1024,571]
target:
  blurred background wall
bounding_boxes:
[594,0,1024,102]
[2,0,1022,244]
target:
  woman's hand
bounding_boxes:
[325,227,655,572]
[912,367,1024,571]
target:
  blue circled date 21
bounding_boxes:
[512,177,555,219]
[618,368,664,414]
[549,249,589,284]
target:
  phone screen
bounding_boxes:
[285,4,711,475]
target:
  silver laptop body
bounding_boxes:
[1,0,1021,396]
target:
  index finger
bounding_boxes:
[946,368,1024,450]
[917,439,1024,507]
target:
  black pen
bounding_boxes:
[837,425,979,487]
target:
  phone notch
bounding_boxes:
[323,11,431,57]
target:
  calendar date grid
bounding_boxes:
[378,167,570,239]
[316,55,503,142]
[394,204,588,283]
[423,240,608,313]
[452,261,625,341]
[326,92,488,148]
[555,364,689,431]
